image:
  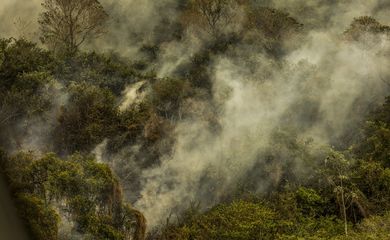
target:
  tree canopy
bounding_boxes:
[39,0,109,55]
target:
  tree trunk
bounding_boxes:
[340,179,348,236]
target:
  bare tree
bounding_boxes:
[195,0,229,34]
[38,0,108,55]
[181,0,235,37]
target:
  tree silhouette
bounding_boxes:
[39,0,108,55]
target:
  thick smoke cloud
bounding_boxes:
[131,0,390,228]
[135,38,390,227]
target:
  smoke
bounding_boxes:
[89,0,181,57]
[0,0,41,40]
[156,32,204,78]
[2,0,390,233]
[119,81,147,112]
[92,139,109,163]
[14,81,68,154]
[135,58,296,226]
[132,1,390,228]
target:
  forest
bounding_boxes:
[0,0,390,239]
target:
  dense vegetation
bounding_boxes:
[0,0,390,239]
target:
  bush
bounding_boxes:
[52,82,119,154]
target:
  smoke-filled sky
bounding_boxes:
[0,0,41,40]
[1,0,390,231]
[1,0,389,48]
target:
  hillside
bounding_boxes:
[0,0,390,239]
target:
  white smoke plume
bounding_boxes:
[119,80,147,112]
[133,1,390,228]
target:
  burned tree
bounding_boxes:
[39,0,108,55]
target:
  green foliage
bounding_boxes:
[347,212,390,240]
[354,161,390,212]
[55,52,142,95]
[296,187,325,217]
[0,39,54,112]
[2,151,144,240]
[195,200,277,240]
[53,82,119,154]
[0,71,55,125]
[0,38,54,89]
[277,216,345,240]
[157,199,347,240]
[0,38,57,149]
[267,189,345,239]
[151,77,191,119]
[161,200,278,240]
[15,193,59,240]
[107,101,153,153]
[353,96,390,167]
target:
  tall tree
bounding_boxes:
[321,151,369,236]
[38,0,108,55]
[195,0,230,35]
